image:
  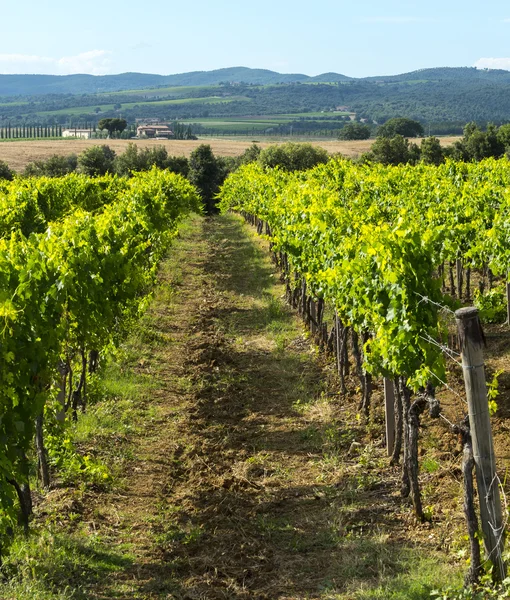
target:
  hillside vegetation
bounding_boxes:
[1,67,510,133]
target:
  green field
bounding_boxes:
[179,112,351,133]
[34,95,251,117]
[108,84,226,97]
[0,81,353,138]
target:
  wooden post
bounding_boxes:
[310,299,317,335]
[456,258,463,300]
[506,272,510,326]
[384,378,396,457]
[455,307,506,581]
[335,312,342,376]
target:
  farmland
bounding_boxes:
[3,66,510,132]
[2,145,510,598]
[0,136,460,173]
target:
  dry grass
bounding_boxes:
[0,136,461,172]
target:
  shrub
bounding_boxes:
[77,145,116,176]
[473,284,507,323]
[0,159,14,180]
[258,142,328,171]
[24,154,77,177]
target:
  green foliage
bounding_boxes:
[219,159,448,387]
[77,145,116,176]
[0,529,132,599]
[421,137,444,166]
[431,575,510,599]
[45,429,111,486]
[219,156,510,390]
[166,154,189,177]
[487,369,503,416]
[0,168,200,550]
[448,123,505,162]
[97,117,127,138]
[238,143,262,165]
[363,135,420,165]
[258,142,329,171]
[188,144,224,214]
[340,121,371,140]
[496,123,510,149]
[24,154,78,177]
[113,143,189,178]
[473,284,507,323]
[0,159,14,180]
[377,117,424,138]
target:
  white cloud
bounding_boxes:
[0,50,112,75]
[474,57,510,71]
[0,53,53,74]
[57,50,112,75]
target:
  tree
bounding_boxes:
[114,143,142,176]
[420,136,444,166]
[497,123,510,150]
[377,117,424,138]
[24,154,77,177]
[188,144,222,215]
[448,122,505,162]
[362,135,419,165]
[238,143,261,166]
[339,122,371,140]
[258,142,328,171]
[97,118,127,138]
[166,156,189,178]
[0,160,14,181]
[77,145,116,176]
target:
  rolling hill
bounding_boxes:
[1,66,510,131]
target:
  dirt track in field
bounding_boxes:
[81,213,464,599]
[0,136,461,172]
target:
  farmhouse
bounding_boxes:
[136,124,174,139]
[62,128,93,139]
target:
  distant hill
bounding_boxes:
[0,67,352,96]
[1,66,510,127]
[3,66,510,97]
[0,65,509,97]
[363,66,510,83]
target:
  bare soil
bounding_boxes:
[73,214,466,599]
[0,136,461,172]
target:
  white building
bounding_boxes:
[62,128,93,139]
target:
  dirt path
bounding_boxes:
[78,213,461,599]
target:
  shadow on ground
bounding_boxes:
[156,215,448,599]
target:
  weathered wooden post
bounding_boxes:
[456,258,463,299]
[310,299,317,335]
[384,377,396,457]
[506,272,510,326]
[335,312,342,377]
[455,307,506,581]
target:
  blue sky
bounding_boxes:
[2,0,510,77]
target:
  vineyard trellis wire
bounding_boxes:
[219,157,510,584]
